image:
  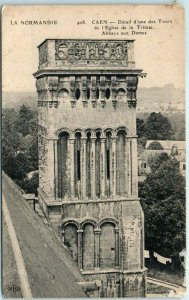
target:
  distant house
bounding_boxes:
[138,140,186,180]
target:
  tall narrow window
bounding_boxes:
[57,132,69,199]
[75,132,81,198]
[107,149,110,179]
[77,150,81,180]
[106,132,112,197]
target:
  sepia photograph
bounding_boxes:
[2,4,186,298]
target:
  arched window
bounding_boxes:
[117,88,126,100]
[58,88,69,99]
[105,88,111,99]
[57,132,69,198]
[75,88,80,100]
[64,224,78,263]
[99,223,116,268]
[87,88,90,100]
[106,132,112,197]
[86,132,91,198]
[95,132,101,198]
[83,223,95,269]
[96,88,99,100]
[75,132,81,198]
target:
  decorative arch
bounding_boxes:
[98,218,119,229]
[58,88,69,99]
[55,127,72,138]
[62,219,80,230]
[103,128,113,136]
[81,219,97,229]
[114,126,130,136]
[94,128,103,136]
[73,128,84,136]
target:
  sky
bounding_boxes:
[2,4,184,93]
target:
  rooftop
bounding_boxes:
[2,173,87,298]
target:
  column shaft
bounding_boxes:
[115,228,119,267]
[47,139,56,198]
[111,137,117,197]
[100,138,106,198]
[53,139,58,199]
[77,230,83,269]
[126,138,132,197]
[91,138,96,199]
[81,138,87,199]
[94,230,101,268]
[69,138,75,198]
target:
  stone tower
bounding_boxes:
[34,39,146,297]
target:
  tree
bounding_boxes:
[16,105,34,136]
[139,153,185,268]
[144,112,174,140]
[2,105,39,194]
[147,141,164,150]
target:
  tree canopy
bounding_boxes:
[137,112,174,142]
[139,153,185,261]
[147,141,164,150]
[2,106,38,195]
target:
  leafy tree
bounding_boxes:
[16,105,34,136]
[147,141,164,150]
[18,172,39,196]
[144,112,174,140]
[2,105,39,194]
[139,154,185,268]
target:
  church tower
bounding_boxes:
[34,39,146,297]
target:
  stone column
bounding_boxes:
[47,138,56,199]
[69,138,75,198]
[100,137,106,198]
[111,136,117,197]
[91,135,96,199]
[81,137,87,199]
[94,229,101,268]
[115,227,119,267]
[125,137,132,197]
[53,138,59,199]
[131,137,138,197]
[77,229,83,269]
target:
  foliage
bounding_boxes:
[139,153,185,264]
[144,112,174,140]
[17,172,39,195]
[147,141,164,150]
[2,106,38,194]
[137,112,175,144]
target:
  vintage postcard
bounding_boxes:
[2,4,185,298]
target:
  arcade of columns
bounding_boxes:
[51,129,138,200]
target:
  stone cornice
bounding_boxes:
[33,68,144,78]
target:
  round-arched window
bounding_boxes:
[105,88,111,99]
[87,88,90,100]
[58,88,69,99]
[117,88,126,100]
[96,88,99,100]
[75,88,80,100]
